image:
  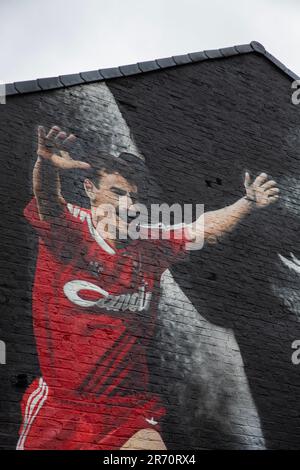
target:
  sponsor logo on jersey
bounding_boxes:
[63,280,152,313]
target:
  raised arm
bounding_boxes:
[33,126,90,221]
[187,172,279,245]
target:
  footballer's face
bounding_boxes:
[84,170,138,215]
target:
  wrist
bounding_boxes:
[243,195,257,210]
[243,195,256,203]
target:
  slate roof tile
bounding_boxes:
[80,70,104,82]
[203,49,223,59]
[59,73,84,87]
[138,60,160,72]
[14,80,41,94]
[173,54,193,65]
[99,67,123,79]
[5,83,19,96]
[234,44,253,54]
[188,51,207,62]
[119,64,141,76]
[38,76,64,91]
[220,46,239,57]
[156,57,177,68]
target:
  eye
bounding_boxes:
[111,187,126,196]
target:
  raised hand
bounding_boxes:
[244,172,280,208]
[37,125,90,170]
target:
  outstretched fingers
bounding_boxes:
[38,125,46,139]
[46,125,61,141]
[54,131,67,147]
[244,171,252,188]
[253,172,269,187]
[261,180,277,191]
[37,125,47,147]
[63,133,77,148]
[267,195,279,204]
[60,133,77,157]
[265,187,280,196]
[38,125,60,156]
[36,125,90,169]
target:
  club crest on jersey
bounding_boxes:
[63,280,152,313]
[88,261,104,277]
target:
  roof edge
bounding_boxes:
[4,41,300,97]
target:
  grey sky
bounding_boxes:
[1,0,299,83]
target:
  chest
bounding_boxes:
[73,238,161,293]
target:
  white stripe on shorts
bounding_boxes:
[16,378,48,450]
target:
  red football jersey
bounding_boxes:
[24,198,189,406]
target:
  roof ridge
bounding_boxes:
[4,41,299,97]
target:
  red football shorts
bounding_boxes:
[17,378,166,450]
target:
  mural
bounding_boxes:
[17,111,279,450]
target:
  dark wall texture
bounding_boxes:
[0,52,300,450]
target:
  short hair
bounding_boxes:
[63,150,153,208]
[84,151,149,190]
